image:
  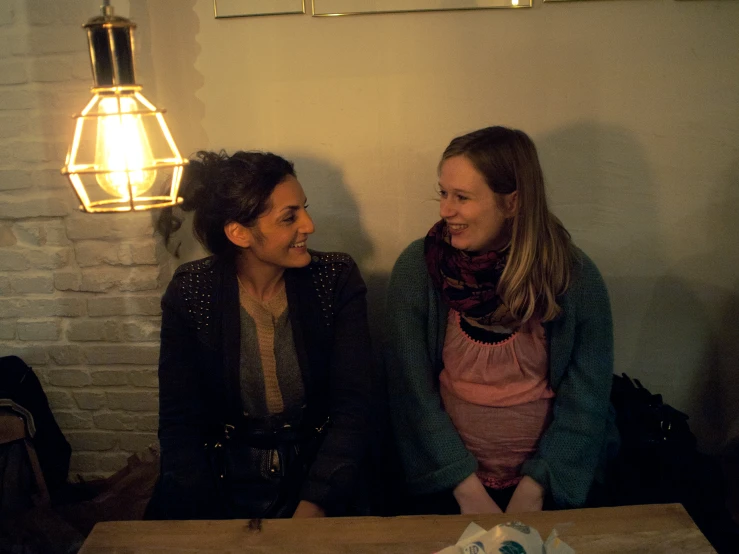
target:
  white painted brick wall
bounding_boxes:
[0,0,172,481]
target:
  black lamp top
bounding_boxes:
[84,8,137,88]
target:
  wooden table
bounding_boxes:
[79,503,716,553]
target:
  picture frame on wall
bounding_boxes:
[311,0,530,16]
[214,0,306,18]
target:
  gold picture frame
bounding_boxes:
[311,0,530,16]
[214,0,306,18]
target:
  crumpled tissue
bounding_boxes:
[436,520,575,554]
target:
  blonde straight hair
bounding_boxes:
[440,126,574,323]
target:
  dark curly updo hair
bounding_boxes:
[157,150,296,256]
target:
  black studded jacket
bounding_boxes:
[154,250,373,518]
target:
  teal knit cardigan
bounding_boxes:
[385,238,619,508]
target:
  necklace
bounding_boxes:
[236,272,284,303]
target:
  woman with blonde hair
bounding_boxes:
[386,126,618,514]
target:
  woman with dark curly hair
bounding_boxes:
[147,151,373,520]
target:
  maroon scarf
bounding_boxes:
[424,220,516,328]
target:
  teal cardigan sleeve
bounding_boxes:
[521,253,616,507]
[385,240,477,494]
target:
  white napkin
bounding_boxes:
[436,520,575,554]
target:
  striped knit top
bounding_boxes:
[238,282,305,417]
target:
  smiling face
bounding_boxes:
[438,155,517,253]
[228,175,315,272]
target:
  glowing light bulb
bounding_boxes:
[62,5,186,212]
[94,95,157,199]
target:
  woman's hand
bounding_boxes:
[506,476,544,513]
[453,474,502,514]
[292,500,326,518]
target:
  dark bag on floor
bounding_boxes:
[0,356,71,493]
[607,373,738,553]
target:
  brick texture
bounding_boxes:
[0,0,173,481]
[0,169,33,191]
[11,273,54,294]
[66,319,123,342]
[0,223,16,246]
[0,276,11,295]
[17,319,60,340]
[14,219,70,246]
[73,391,106,411]
[90,369,129,386]
[106,391,159,412]
[0,321,16,339]
[87,296,162,317]
[93,412,137,431]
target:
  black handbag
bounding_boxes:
[206,416,329,519]
[607,374,738,553]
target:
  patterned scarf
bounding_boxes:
[423,220,517,328]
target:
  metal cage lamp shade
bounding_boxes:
[61,2,186,213]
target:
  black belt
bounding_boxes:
[213,414,331,448]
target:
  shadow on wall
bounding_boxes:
[288,155,389,345]
[537,122,738,454]
[537,122,667,390]
[289,156,374,265]
[537,123,739,451]
[685,157,739,454]
[131,0,209,266]
[628,158,739,455]
[131,0,207,151]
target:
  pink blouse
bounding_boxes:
[440,309,554,489]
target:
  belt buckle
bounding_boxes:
[315,417,330,434]
[224,423,235,440]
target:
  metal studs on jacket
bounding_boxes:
[310,252,351,328]
[172,257,216,339]
[170,252,352,337]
